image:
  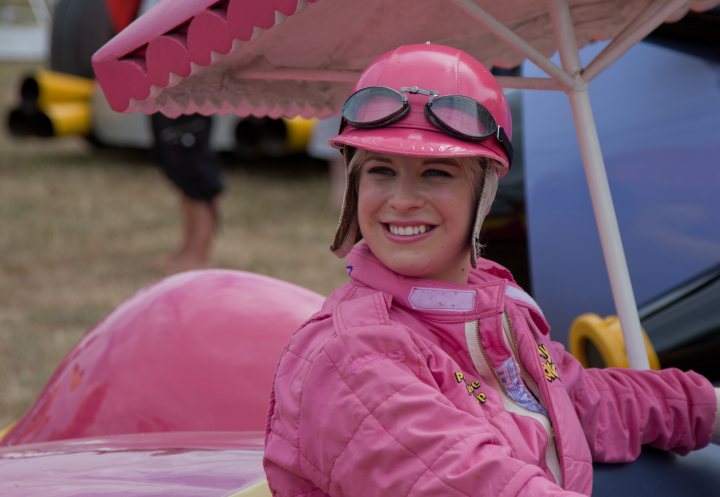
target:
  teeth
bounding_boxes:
[389,224,428,236]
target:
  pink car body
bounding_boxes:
[0,432,265,497]
[2,270,322,445]
[0,269,323,495]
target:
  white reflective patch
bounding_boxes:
[505,285,544,317]
[408,287,475,312]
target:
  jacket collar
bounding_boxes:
[347,243,509,323]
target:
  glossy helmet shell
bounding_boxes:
[330,43,512,171]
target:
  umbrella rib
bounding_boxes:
[230,68,361,83]
[583,0,690,82]
[449,0,576,90]
[494,76,564,91]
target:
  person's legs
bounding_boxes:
[165,195,218,272]
[150,113,224,274]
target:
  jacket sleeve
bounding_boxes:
[548,341,716,462]
[290,323,585,497]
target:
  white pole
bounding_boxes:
[549,0,650,369]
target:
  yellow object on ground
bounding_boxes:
[569,313,660,369]
[8,69,95,137]
[41,101,92,137]
[32,69,95,109]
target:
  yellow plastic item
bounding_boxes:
[33,69,95,109]
[569,313,660,369]
[42,101,92,136]
[226,479,272,497]
[283,116,316,152]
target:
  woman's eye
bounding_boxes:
[367,165,395,176]
[423,168,452,178]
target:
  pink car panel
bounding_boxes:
[0,431,265,497]
[2,270,323,446]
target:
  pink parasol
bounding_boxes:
[93,0,720,369]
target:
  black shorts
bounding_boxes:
[150,113,224,202]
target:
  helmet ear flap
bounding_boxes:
[470,165,499,268]
[330,148,361,258]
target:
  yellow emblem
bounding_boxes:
[455,371,487,404]
[537,344,560,382]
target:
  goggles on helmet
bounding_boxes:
[339,86,513,166]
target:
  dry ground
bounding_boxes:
[0,62,348,427]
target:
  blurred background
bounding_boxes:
[0,0,350,427]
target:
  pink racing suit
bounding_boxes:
[264,244,716,497]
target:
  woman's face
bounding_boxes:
[357,153,476,283]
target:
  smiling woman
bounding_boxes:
[354,152,477,283]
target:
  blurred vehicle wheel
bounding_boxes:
[49,0,115,145]
[49,0,114,78]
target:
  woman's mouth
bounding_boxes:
[386,224,433,236]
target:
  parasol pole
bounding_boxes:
[549,0,650,369]
[453,0,652,368]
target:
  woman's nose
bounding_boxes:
[387,176,423,211]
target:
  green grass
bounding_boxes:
[0,62,348,427]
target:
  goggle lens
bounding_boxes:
[341,87,405,127]
[429,95,496,139]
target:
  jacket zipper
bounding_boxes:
[464,319,563,487]
[501,312,563,486]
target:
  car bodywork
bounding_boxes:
[0,432,266,497]
[1,270,323,446]
[0,270,321,495]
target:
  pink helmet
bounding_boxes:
[330,44,512,171]
[329,44,513,265]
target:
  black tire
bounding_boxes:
[49,0,115,78]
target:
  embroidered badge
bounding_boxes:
[537,344,560,382]
[454,371,487,404]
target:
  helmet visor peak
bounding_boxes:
[340,86,513,166]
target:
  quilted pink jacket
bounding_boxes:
[264,244,715,497]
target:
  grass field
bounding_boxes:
[0,62,348,428]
